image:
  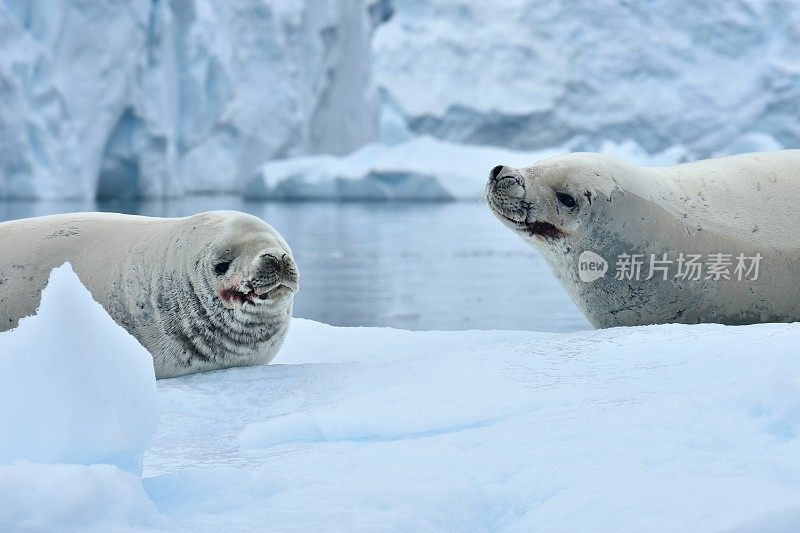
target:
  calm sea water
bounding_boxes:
[0,198,590,332]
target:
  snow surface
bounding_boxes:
[246,136,691,200]
[0,263,158,473]
[374,0,800,156]
[6,269,800,530]
[144,318,800,531]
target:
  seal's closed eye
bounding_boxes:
[556,192,577,208]
[214,261,231,275]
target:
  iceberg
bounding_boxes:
[0,0,385,199]
[245,135,688,200]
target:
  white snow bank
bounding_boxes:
[140,319,800,531]
[0,263,158,473]
[245,136,688,200]
[0,463,161,531]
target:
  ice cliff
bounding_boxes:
[2,0,798,199]
[374,0,800,156]
[0,0,387,199]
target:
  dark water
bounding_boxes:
[0,198,590,332]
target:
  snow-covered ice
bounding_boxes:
[6,269,800,531]
[142,319,800,531]
[245,136,690,200]
[0,263,158,473]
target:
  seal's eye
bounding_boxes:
[556,192,577,208]
[214,261,231,275]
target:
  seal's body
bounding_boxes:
[486,150,800,327]
[0,211,299,378]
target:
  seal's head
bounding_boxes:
[198,212,299,313]
[149,210,300,376]
[485,153,619,248]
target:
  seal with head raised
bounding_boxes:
[486,150,800,327]
[0,210,299,378]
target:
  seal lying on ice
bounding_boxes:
[486,150,800,327]
[0,210,299,378]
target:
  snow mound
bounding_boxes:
[0,263,159,473]
[245,136,687,200]
[0,463,161,531]
[374,0,800,156]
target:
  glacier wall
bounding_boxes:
[373,0,800,157]
[2,0,799,199]
[0,0,385,199]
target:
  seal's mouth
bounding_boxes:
[220,282,297,306]
[494,210,565,240]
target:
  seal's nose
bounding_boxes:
[260,253,283,275]
[490,165,507,181]
[280,253,295,272]
[489,168,525,200]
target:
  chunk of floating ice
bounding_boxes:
[0,263,159,473]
